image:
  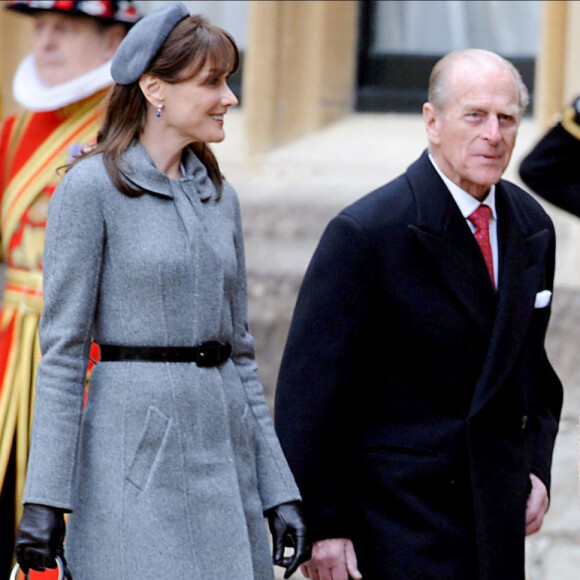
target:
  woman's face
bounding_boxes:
[159,62,238,144]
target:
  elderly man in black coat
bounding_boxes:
[275,49,563,580]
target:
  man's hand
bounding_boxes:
[526,473,549,535]
[300,538,362,580]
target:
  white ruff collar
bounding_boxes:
[13,54,113,112]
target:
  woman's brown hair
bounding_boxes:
[68,14,239,200]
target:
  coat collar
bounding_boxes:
[408,151,498,338]
[407,151,550,414]
[470,186,549,415]
[120,141,217,202]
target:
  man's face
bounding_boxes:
[32,12,121,86]
[424,60,520,200]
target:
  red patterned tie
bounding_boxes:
[468,204,495,288]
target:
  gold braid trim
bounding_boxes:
[0,267,44,534]
[561,105,580,141]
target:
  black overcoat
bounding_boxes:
[275,151,563,580]
[519,109,580,217]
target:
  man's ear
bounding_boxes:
[139,74,164,108]
[423,102,441,146]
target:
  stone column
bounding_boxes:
[0,7,33,118]
[563,1,580,106]
[243,0,358,156]
[533,0,580,130]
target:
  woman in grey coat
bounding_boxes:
[13,4,309,579]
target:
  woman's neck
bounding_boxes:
[139,126,186,179]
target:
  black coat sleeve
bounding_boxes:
[519,98,580,217]
[531,222,563,492]
[275,213,377,541]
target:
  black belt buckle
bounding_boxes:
[196,340,231,367]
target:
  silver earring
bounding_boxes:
[156,102,164,118]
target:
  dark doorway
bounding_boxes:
[355,0,537,115]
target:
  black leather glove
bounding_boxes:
[15,503,66,573]
[266,501,311,579]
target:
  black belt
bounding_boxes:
[99,341,232,367]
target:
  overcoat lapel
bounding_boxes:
[121,141,223,280]
[407,153,550,414]
[469,185,549,415]
[408,153,497,340]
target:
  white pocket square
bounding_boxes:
[534,290,552,308]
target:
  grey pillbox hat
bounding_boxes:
[111,1,190,85]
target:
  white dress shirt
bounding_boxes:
[429,154,499,286]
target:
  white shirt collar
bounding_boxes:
[12,54,113,112]
[428,153,497,220]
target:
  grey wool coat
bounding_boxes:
[23,141,301,580]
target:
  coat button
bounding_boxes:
[521,415,528,430]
